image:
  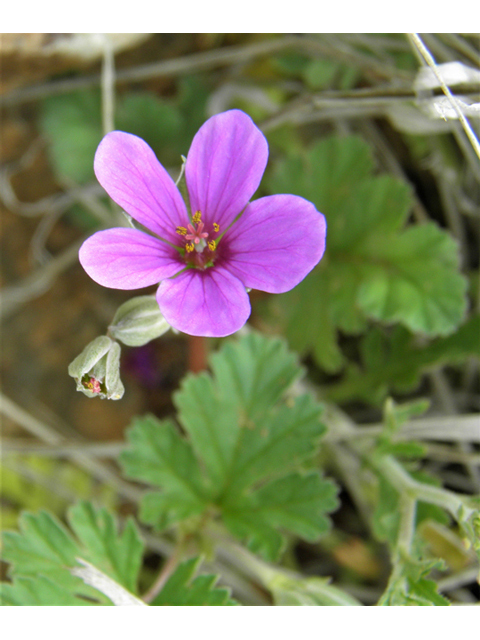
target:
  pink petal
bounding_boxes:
[156,267,251,337]
[79,228,184,290]
[222,195,327,293]
[94,131,188,244]
[185,110,268,230]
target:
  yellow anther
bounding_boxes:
[185,242,194,253]
[213,223,220,233]
[193,211,202,224]
[176,226,187,235]
[208,240,216,251]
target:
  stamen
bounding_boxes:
[213,223,220,233]
[185,242,195,253]
[193,211,202,224]
[176,226,187,236]
[208,240,216,251]
[85,377,102,393]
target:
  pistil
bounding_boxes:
[176,212,221,268]
[185,220,209,245]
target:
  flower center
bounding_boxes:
[82,376,102,394]
[176,212,220,270]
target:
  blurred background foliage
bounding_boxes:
[1,33,479,604]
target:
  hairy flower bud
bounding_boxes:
[68,336,124,400]
[109,295,170,347]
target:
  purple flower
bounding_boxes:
[79,110,326,337]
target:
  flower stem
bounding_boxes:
[142,541,184,604]
[188,335,208,372]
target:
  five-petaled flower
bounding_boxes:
[79,110,326,337]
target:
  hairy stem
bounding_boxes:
[374,454,475,523]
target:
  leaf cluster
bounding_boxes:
[265,135,469,394]
[1,502,234,606]
[1,501,143,605]
[120,332,338,561]
[327,315,480,404]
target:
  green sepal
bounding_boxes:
[68,336,124,400]
[109,295,170,347]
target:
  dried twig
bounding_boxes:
[408,33,480,163]
[0,239,84,320]
[0,392,143,503]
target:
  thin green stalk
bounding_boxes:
[376,494,417,605]
[396,494,417,559]
[209,525,363,606]
[374,454,475,523]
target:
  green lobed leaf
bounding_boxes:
[379,557,450,606]
[122,333,336,559]
[332,175,412,250]
[328,315,480,404]
[405,576,450,606]
[0,575,97,606]
[1,501,145,605]
[356,223,467,336]
[67,502,143,594]
[223,394,326,497]
[3,510,79,576]
[39,86,198,187]
[120,416,210,530]
[266,135,469,374]
[223,472,338,561]
[150,557,237,606]
[175,75,210,150]
[208,332,301,421]
[274,267,346,372]
[2,510,106,605]
[116,92,182,156]
[249,472,338,540]
[173,372,242,490]
[1,504,238,606]
[174,333,325,500]
[268,136,374,214]
[221,510,285,561]
[40,91,102,183]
